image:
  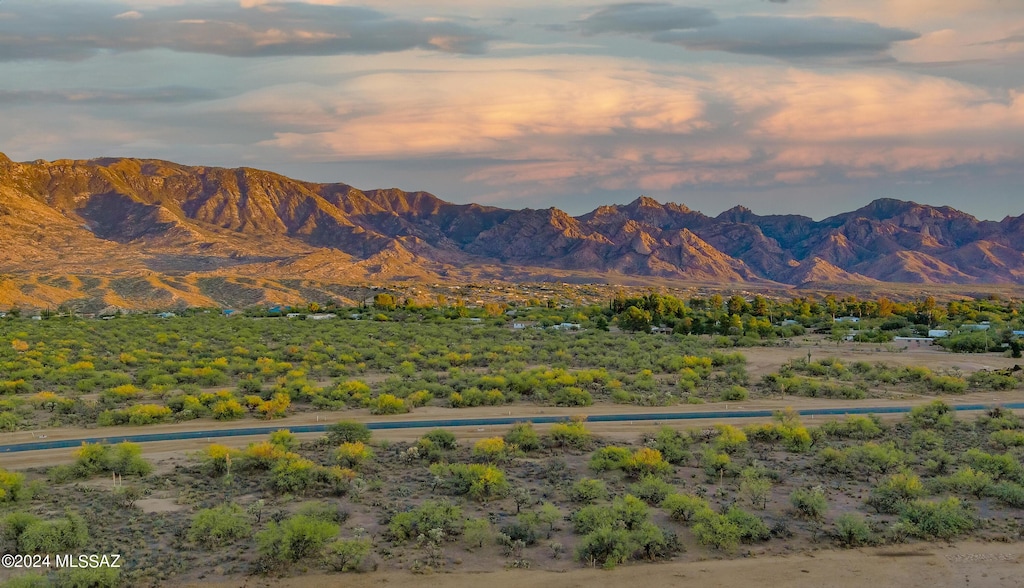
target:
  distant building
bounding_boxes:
[650,326,673,334]
[222,309,239,317]
[157,312,176,319]
[308,313,336,320]
[961,324,991,331]
[349,313,362,320]
[780,319,800,327]
[552,322,581,330]
[835,316,860,323]
[894,336,934,344]
[928,329,951,338]
[1012,331,1024,338]
[468,317,484,323]
[286,313,302,318]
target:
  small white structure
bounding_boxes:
[894,336,934,344]
[157,312,177,319]
[552,322,581,330]
[962,324,991,331]
[835,316,860,323]
[512,322,526,330]
[781,319,800,326]
[286,313,302,319]
[349,313,362,320]
[928,329,951,338]
[651,326,673,334]
[1011,330,1024,338]
[468,317,483,323]
[308,313,337,320]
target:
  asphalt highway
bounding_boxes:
[3,402,1023,453]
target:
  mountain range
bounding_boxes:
[2,153,1023,308]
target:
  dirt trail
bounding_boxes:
[186,540,1022,588]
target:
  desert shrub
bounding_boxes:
[269,456,317,494]
[819,415,884,439]
[988,429,1024,449]
[938,467,993,499]
[790,487,827,520]
[473,437,509,461]
[422,429,457,450]
[692,510,742,551]
[713,424,748,454]
[327,421,371,444]
[867,471,926,513]
[325,538,372,572]
[504,422,540,452]
[719,385,748,401]
[724,506,769,542]
[988,482,1024,508]
[960,448,1021,481]
[257,514,339,565]
[661,493,710,523]
[388,500,463,541]
[549,419,592,449]
[188,503,252,547]
[569,478,608,504]
[18,510,89,553]
[625,448,671,478]
[0,468,27,502]
[463,518,494,549]
[370,393,408,415]
[908,400,955,430]
[575,525,634,568]
[268,429,296,450]
[630,475,674,505]
[651,426,691,465]
[590,446,632,472]
[56,567,121,588]
[834,513,873,547]
[909,429,944,451]
[429,463,509,502]
[209,399,244,420]
[898,498,976,540]
[335,442,374,469]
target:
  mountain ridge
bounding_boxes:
[2,154,1024,298]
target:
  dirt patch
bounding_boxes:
[136,497,185,514]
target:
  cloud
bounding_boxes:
[0,1,493,61]
[0,86,217,105]
[652,16,919,59]
[579,3,717,35]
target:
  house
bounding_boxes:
[552,322,582,330]
[650,326,674,334]
[286,313,303,319]
[468,317,483,323]
[928,329,951,338]
[222,309,239,317]
[1011,331,1024,338]
[894,336,934,344]
[308,313,337,320]
[30,315,42,321]
[835,316,860,323]
[157,312,176,319]
[961,324,991,331]
[780,319,800,327]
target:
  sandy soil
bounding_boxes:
[185,540,1023,588]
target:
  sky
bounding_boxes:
[1,0,1022,220]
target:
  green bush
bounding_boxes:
[187,503,252,548]
[257,514,339,565]
[327,421,372,444]
[504,422,540,452]
[388,500,463,541]
[790,487,827,520]
[834,513,873,547]
[867,471,925,514]
[661,493,711,523]
[630,475,674,505]
[325,538,372,572]
[724,506,769,542]
[569,478,608,504]
[692,510,742,551]
[898,497,976,540]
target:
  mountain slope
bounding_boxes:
[2,153,1023,297]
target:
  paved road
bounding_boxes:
[3,402,1022,454]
